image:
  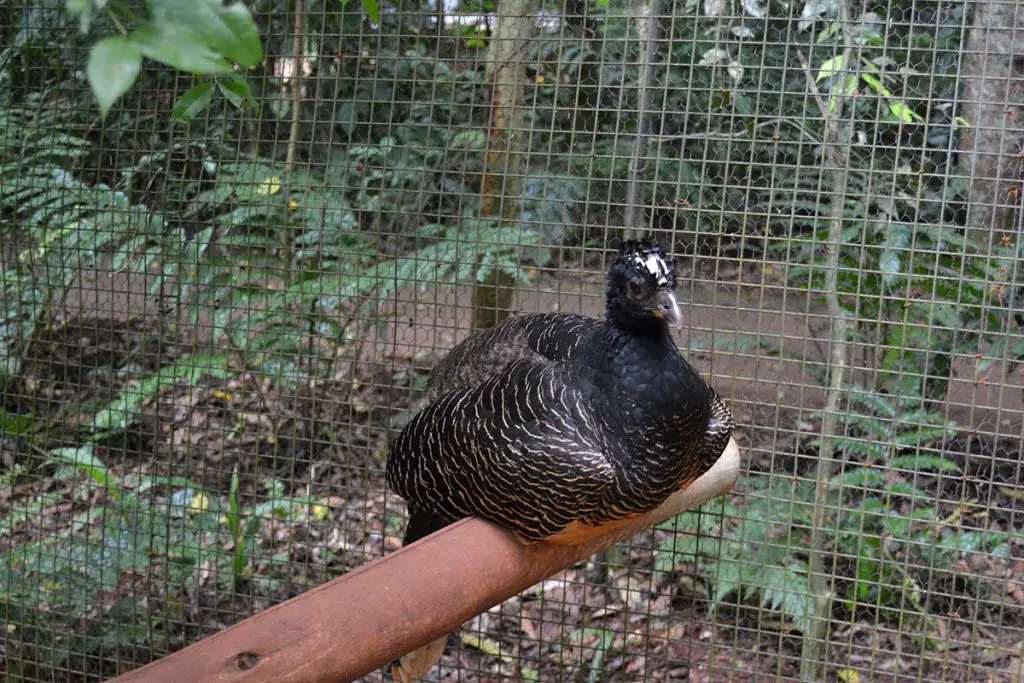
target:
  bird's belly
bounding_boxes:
[540,514,641,545]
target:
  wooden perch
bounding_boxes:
[109,439,742,683]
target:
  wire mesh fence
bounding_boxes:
[1,0,1022,681]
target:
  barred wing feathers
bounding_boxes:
[387,358,615,543]
[425,313,597,400]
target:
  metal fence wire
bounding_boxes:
[1,0,1023,681]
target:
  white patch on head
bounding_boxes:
[632,251,672,287]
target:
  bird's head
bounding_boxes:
[605,239,681,330]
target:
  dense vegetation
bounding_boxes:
[1,0,1020,680]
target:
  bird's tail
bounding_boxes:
[386,508,455,682]
[389,636,449,682]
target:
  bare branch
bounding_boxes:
[797,7,855,681]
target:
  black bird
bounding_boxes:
[385,239,735,681]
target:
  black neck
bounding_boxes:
[571,316,715,503]
[604,305,670,336]
[578,319,706,414]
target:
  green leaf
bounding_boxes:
[887,481,934,501]
[450,129,487,150]
[831,467,886,490]
[130,23,232,74]
[218,81,245,108]
[86,36,142,117]
[860,72,892,98]
[363,0,381,24]
[843,74,859,96]
[888,100,922,123]
[335,100,357,135]
[757,560,812,633]
[816,55,845,81]
[940,530,1008,554]
[827,436,889,460]
[877,248,900,283]
[149,0,262,67]
[228,465,241,536]
[815,21,839,43]
[91,353,233,436]
[66,0,94,33]
[47,445,121,502]
[846,385,898,418]
[171,83,216,122]
[654,533,722,576]
[890,454,961,473]
[207,1,262,66]
[892,423,958,447]
[0,409,34,436]
[218,76,257,110]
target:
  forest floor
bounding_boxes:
[2,255,1022,682]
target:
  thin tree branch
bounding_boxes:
[623,0,663,237]
[471,0,537,330]
[796,13,854,679]
[285,0,305,173]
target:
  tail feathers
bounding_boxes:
[388,636,448,683]
[402,508,453,546]
[384,508,457,681]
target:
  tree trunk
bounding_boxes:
[958,0,1024,250]
[564,0,600,138]
[623,0,663,237]
[472,0,537,330]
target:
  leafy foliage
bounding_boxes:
[643,3,1013,633]
[656,450,1012,633]
[170,151,541,380]
[801,386,961,465]
[778,197,1014,401]
[0,100,542,384]
[0,103,168,377]
[1,446,322,673]
[1,0,1017,676]
[89,352,234,437]
[662,0,1018,636]
[0,8,551,674]
[69,0,262,117]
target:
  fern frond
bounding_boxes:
[756,559,812,633]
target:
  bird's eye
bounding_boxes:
[628,281,644,298]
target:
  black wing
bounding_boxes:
[386,358,615,543]
[425,313,599,400]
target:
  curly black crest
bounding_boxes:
[616,238,677,290]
